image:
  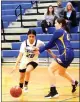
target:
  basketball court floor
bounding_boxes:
[2,64,79,102]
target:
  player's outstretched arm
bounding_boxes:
[47,49,57,59]
[14,52,23,70]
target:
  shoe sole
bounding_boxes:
[45,94,59,99]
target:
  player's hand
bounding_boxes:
[33,47,39,51]
[33,47,40,55]
[34,50,40,55]
[33,50,40,55]
[12,65,18,72]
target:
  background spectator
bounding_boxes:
[41,5,57,33]
[64,2,77,29]
[54,0,64,18]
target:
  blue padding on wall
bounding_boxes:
[2,3,32,10]
[40,50,79,58]
[2,1,31,4]
[30,27,56,34]
[30,27,43,34]
[70,26,78,33]
[71,42,80,49]
[2,9,24,15]
[48,27,56,34]
[30,27,78,34]
[3,22,9,28]
[20,34,79,42]
[2,50,79,58]
[12,42,21,50]
[2,50,19,57]
[71,34,79,41]
[37,20,41,27]
[12,41,79,50]
[2,15,16,22]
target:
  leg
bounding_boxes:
[48,61,58,86]
[24,64,34,86]
[19,72,25,89]
[45,61,59,98]
[24,64,34,92]
[23,64,34,92]
[58,64,78,93]
[24,61,38,90]
[58,65,75,83]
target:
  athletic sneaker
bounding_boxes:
[72,80,78,93]
[23,86,28,92]
[45,87,59,98]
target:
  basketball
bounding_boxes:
[10,86,22,98]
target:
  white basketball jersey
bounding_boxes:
[19,39,45,69]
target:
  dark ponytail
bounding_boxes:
[56,18,71,37]
[56,18,70,33]
[63,25,70,34]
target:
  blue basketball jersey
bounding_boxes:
[39,29,74,68]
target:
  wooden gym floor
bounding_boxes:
[2,64,79,102]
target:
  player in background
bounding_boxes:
[14,29,56,92]
[34,18,78,98]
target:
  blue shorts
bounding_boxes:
[56,49,74,68]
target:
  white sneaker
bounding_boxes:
[23,87,28,92]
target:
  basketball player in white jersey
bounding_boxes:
[14,29,56,92]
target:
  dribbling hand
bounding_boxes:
[11,65,18,74]
[33,47,40,55]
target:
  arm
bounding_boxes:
[63,11,67,19]
[14,52,23,69]
[60,8,65,17]
[73,11,76,20]
[39,29,63,53]
[44,12,47,20]
[71,10,77,25]
[53,15,58,25]
[47,49,57,58]
[33,40,56,57]
[14,42,25,69]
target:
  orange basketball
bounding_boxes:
[10,86,22,98]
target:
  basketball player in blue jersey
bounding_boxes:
[14,29,56,92]
[34,18,78,98]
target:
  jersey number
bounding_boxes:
[26,54,35,58]
[67,34,70,41]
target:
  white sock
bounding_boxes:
[72,80,75,85]
[51,84,55,87]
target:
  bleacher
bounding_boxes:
[1,1,32,28]
[1,0,80,64]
